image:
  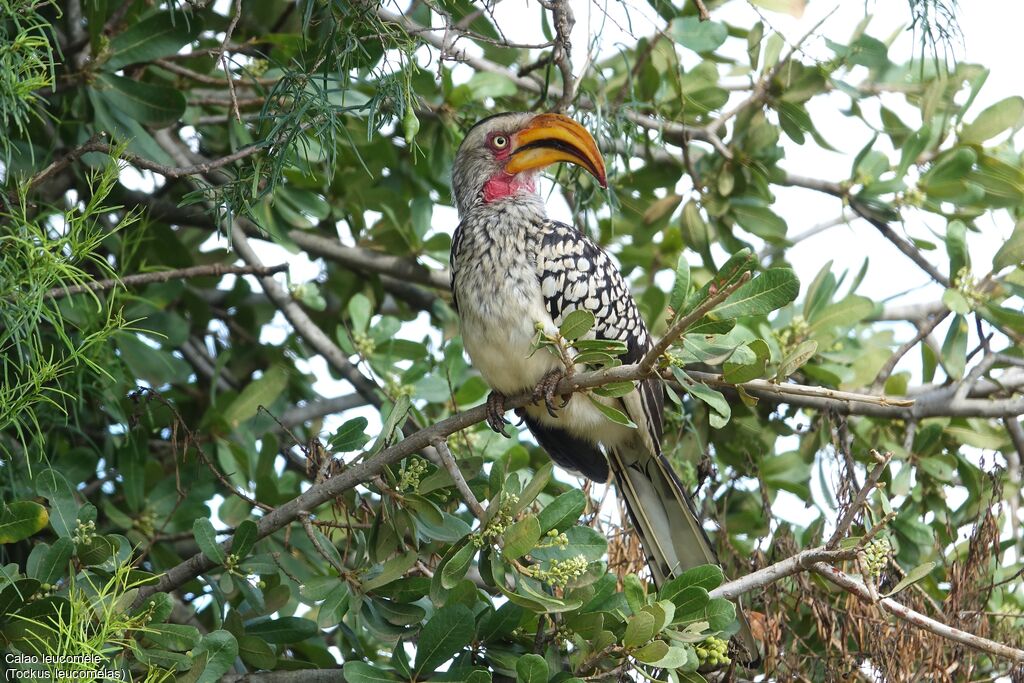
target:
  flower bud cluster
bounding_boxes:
[472,492,519,547]
[72,519,98,545]
[696,636,730,667]
[531,555,587,588]
[398,458,427,492]
[862,537,891,578]
[352,331,376,357]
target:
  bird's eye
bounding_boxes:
[491,135,509,149]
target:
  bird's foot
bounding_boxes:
[485,391,511,437]
[532,369,571,418]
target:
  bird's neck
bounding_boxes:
[461,184,547,229]
[482,173,536,203]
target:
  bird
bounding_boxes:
[449,111,759,665]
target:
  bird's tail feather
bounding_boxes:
[609,448,761,666]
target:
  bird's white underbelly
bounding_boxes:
[457,282,637,451]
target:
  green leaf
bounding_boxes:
[237,634,277,670]
[329,417,370,452]
[941,315,968,380]
[586,395,637,428]
[883,561,937,597]
[349,294,372,333]
[441,542,477,589]
[0,502,48,544]
[624,574,646,614]
[34,469,79,538]
[516,653,549,683]
[723,339,770,383]
[731,204,788,241]
[192,630,238,683]
[670,254,692,315]
[776,340,818,380]
[993,220,1024,272]
[230,520,258,558]
[624,610,657,647]
[502,515,541,560]
[246,617,317,644]
[32,538,73,585]
[946,220,970,279]
[704,597,737,631]
[960,96,1024,144]
[106,12,203,70]
[560,309,596,340]
[515,462,553,513]
[414,604,475,677]
[343,662,400,683]
[317,584,349,629]
[633,639,670,664]
[145,623,201,651]
[670,17,728,53]
[537,489,586,534]
[676,371,730,429]
[711,269,800,320]
[96,74,186,127]
[466,71,518,100]
[660,564,724,601]
[193,518,225,564]
[223,364,289,428]
[362,550,418,591]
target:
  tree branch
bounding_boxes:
[709,546,857,601]
[434,437,486,519]
[849,200,950,288]
[811,562,1024,663]
[638,272,752,375]
[44,263,288,300]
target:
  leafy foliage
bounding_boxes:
[1,0,1022,681]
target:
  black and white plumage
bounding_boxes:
[449,112,759,664]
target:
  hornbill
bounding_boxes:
[449,112,760,664]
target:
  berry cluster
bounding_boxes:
[696,636,731,668]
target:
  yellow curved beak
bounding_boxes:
[505,113,607,188]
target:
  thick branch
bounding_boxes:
[710,546,857,601]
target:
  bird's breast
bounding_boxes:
[454,252,560,395]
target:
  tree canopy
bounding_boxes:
[1,0,1023,681]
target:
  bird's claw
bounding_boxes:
[532,370,571,418]
[485,391,511,437]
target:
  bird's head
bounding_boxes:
[451,112,607,217]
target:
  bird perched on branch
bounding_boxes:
[449,111,759,665]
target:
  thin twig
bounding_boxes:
[433,438,486,519]
[638,271,753,375]
[849,200,950,288]
[216,0,244,122]
[827,450,892,548]
[871,310,950,392]
[693,0,710,21]
[44,263,288,300]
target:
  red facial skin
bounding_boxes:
[480,131,535,202]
